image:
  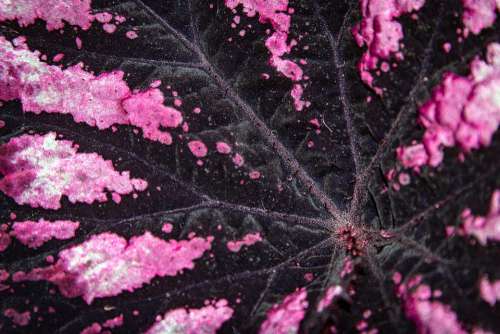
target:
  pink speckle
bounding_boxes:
[398,172,411,186]
[461,0,499,35]
[459,190,500,245]
[126,30,138,39]
[259,288,308,334]
[0,37,184,146]
[309,118,320,128]
[10,219,80,248]
[162,222,173,234]
[304,272,314,282]
[94,12,113,24]
[216,141,232,154]
[442,42,452,53]
[0,132,148,210]
[123,89,183,145]
[114,15,126,24]
[81,323,101,334]
[227,232,262,252]
[188,140,208,158]
[102,314,124,328]
[393,272,402,284]
[249,170,261,180]
[397,42,500,169]
[146,299,233,334]
[102,23,117,33]
[341,257,353,278]
[193,107,202,114]
[0,0,94,31]
[317,285,343,312]
[4,308,31,327]
[0,119,5,128]
[111,192,122,204]
[291,84,306,111]
[174,98,182,107]
[0,268,8,291]
[150,80,162,88]
[352,0,426,95]
[13,231,213,304]
[0,269,9,282]
[75,36,82,49]
[52,53,64,62]
[232,153,245,167]
[479,276,500,306]
[398,279,466,334]
[0,229,11,252]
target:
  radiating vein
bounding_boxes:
[314,2,362,220]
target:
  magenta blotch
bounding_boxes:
[10,219,80,248]
[0,37,183,145]
[317,285,343,312]
[259,288,308,334]
[461,0,499,35]
[162,222,173,234]
[397,42,500,169]
[227,232,262,252]
[0,132,147,209]
[352,0,426,95]
[397,276,467,334]
[3,308,31,327]
[459,190,500,245]
[0,0,94,30]
[13,232,213,304]
[146,299,233,334]
[188,140,208,158]
[479,276,500,306]
[216,141,232,154]
[126,30,139,39]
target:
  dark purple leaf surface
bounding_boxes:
[0,0,499,333]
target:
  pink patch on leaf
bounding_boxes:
[317,285,343,312]
[461,0,499,35]
[0,229,11,252]
[479,276,500,306]
[352,0,426,95]
[3,308,31,327]
[249,170,261,180]
[232,153,245,167]
[102,23,117,34]
[146,299,233,334]
[126,30,138,39]
[216,141,232,154]
[0,37,183,145]
[227,232,262,252]
[397,42,500,169]
[102,314,124,328]
[10,219,80,248]
[460,190,500,245]
[0,132,147,209]
[0,0,94,30]
[259,288,308,334]
[188,140,208,158]
[162,222,173,234]
[397,278,467,334]
[13,231,213,304]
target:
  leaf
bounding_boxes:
[0,0,499,333]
